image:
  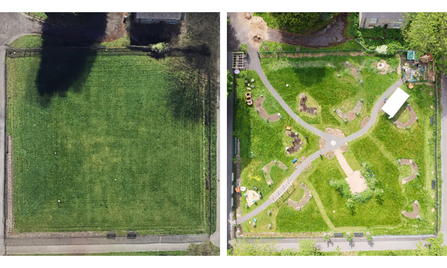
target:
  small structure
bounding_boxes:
[381,87,410,119]
[135,13,183,24]
[407,51,416,61]
[359,12,406,29]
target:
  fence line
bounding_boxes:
[435,72,440,233]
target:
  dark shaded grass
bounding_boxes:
[8,55,206,233]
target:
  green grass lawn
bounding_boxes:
[25,12,48,21]
[260,55,399,135]
[234,70,320,215]
[9,35,130,48]
[259,40,363,52]
[7,54,209,233]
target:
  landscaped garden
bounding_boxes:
[7,45,215,234]
[234,52,439,236]
[260,54,400,136]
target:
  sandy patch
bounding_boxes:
[373,59,391,74]
[245,190,261,207]
[325,128,345,138]
[288,183,312,211]
[361,116,370,129]
[336,101,362,122]
[399,159,418,184]
[402,201,419,219]
[262,160,288,185]
[334,149,367,194]
[395,105,417,129]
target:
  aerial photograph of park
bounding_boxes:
[227,12,447,256]
[0,12,219,256]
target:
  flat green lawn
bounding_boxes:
[8,54,208,233]
[9,35,130,48]
[259,40,363,52]
[234,70,320,215]
[261,55,399,136]
[25,12,48,21]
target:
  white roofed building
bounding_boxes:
[381,87,410,118]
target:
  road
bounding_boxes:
[243,235,435,252]
[226,51,234,248]
[441,74,447,244]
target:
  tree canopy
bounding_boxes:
[415,233,447,256]
[227,70,233,98]
[270,13,320,34]
[403,12,447,70]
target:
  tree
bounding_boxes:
[345,199,355,210]
[227,70,233,98]
[297,239,323,256]
[403,12,447,71]
[346,233,353,242]
[335,245,342,256]
[415,233,447,256]
[151,42,169,53]
[270,13,320,34]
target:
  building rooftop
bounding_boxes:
[135,13,182,20]
[361,12,404,19]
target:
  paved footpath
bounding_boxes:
[244,235,434,252]
[7,243,195,255]
[441,74,447,245]
[0,46,6,256]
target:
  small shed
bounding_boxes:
[382,87,410,118]
[407,51,416,61]
[135,13,183,24]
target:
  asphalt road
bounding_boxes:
[440,74,447,243]
[226,51,234,249]
[242,235,434,252]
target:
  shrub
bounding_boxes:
[329,178,352,199]
[376,45,388,55]
[151,42,169,53]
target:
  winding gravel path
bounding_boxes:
[235,46,409,225]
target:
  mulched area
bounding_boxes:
[299,93,318,115]
[260,51,366,59]
[324,151,335,160]
[403,201,420,219]
[262,160,288,185]
[399,159,419,184]
[245,190,261,208]
[361,116,370,129]
[373,59,393,75]
[254,96,280,122]
[319,137,325,149]
[325,128,345,138]
[395,105,417,129]
[286,131,303,154]
[336,101,362,122]
[288,183,312,211]
[293,156,312,171]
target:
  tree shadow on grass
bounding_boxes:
[292,67,327,88]
[36,13,108,107]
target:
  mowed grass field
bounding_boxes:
[7,54,208,233]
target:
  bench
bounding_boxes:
[354,232,363,237]
[127,232,137,239]
[430,116,433,125]
[107,232,116,239]
[333,233,343,237]
[432,180,436,189]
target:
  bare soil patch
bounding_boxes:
[285,131,303,154]
[334,149,367,194]
[325,128,345,138]
[324,151,335,160]
[361,116,370,129]
[319,137,325,149]
[336,101,362,122]
[255,96,280,122]
[288,183,312,211]
[245,190,261,207]
[399,159,419,184]
[373,59,391,74]
[395,105,417,129]
[403,201,419,219]
[262,160,288,185]
[299,93,318,115]
[260,51,367,59]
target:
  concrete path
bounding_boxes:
[0,46,6,256]
[7,243,194,255]
[440,74,447,245]
[243,235,435,252]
